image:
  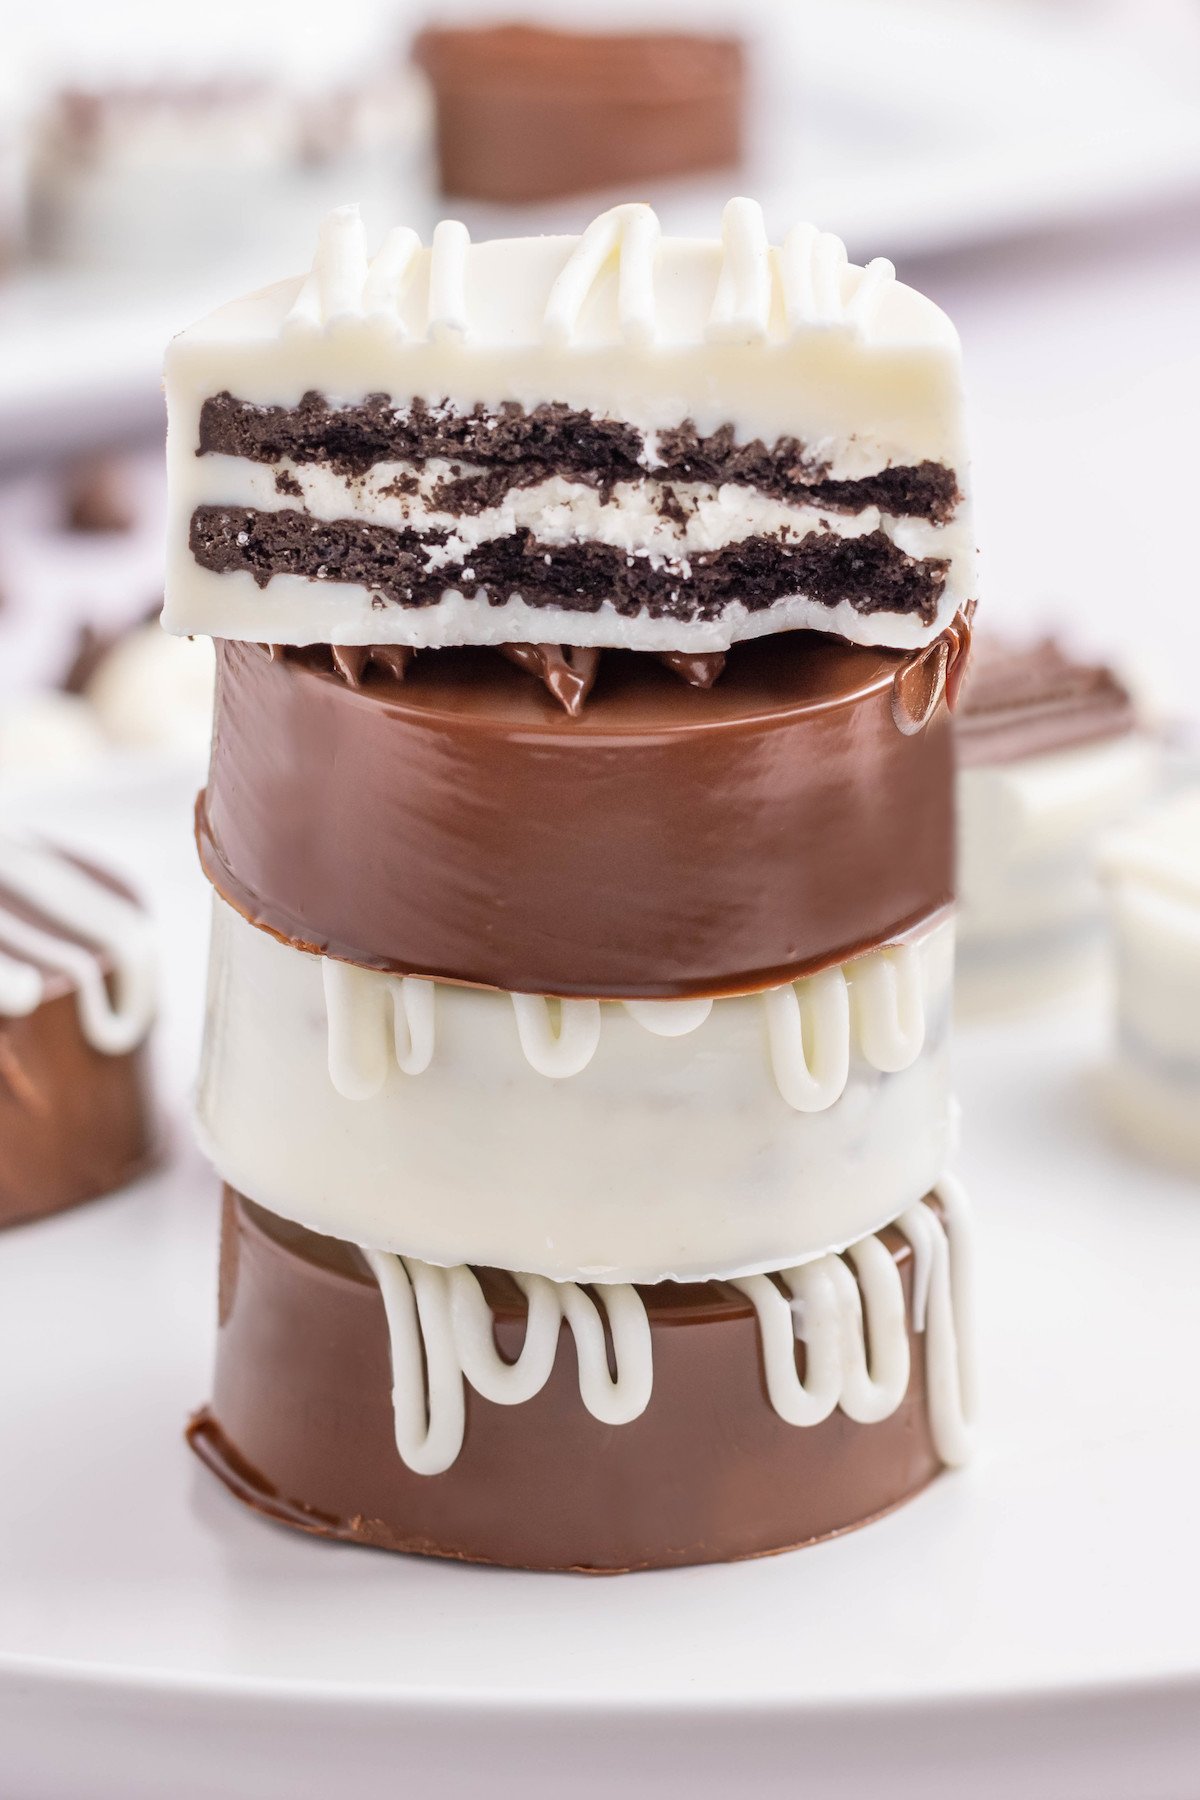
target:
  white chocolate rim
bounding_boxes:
[197,895,955,1283]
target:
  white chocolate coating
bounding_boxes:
[1103,790,1200,1171]
[197,897,954,1282]
[0,837,156,1054]
[367,1184,974,1477]
[957,734,1156,1017]
[164,199,973,652]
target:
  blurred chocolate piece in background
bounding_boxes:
[0,839,158,1230]
[412,22,744,203]
[62,452,138,534]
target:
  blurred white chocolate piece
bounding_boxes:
[0,692,106,775]
[85,624,215,757]
[1103,790,1200,1174]
[955,636,1156,1018]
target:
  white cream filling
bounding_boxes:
[366,1182,974,1477]
[168,440,970,651]
[186,453,963,579]
[197,896,954,1283]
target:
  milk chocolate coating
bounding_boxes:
[200,635,955,999]
[956,634,1137,768]
[0,986,157,1229]
[188,1191,944,1573]
[412,25,745,204]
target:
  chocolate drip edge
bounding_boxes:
[269,639,729,716]
[268,623,969,726]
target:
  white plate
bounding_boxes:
[5,0,1200,461]
[0,763,1197,1800]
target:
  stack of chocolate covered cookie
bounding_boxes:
[166,200,977,1571]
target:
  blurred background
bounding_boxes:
[2,0,1200,785]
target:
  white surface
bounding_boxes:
[0,766,1197,1797]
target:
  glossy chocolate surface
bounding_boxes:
[0,863,158,1228]
[412,25,744,204]
[200,634,956,999]
[188,1191,944,1573]
[0,991,157,1228]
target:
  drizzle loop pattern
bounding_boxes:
[364,1251,652,1476]
[321,939,929,1111]
[366,1190,973,1477]
[321,958,434,1100]
[0,838,156,1054]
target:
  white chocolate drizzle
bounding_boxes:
[510,993,603,1078]
[278,202,898,347]
[318,937,930,1108]
[896,1175,975,1465]
[762,965,852,1112]
[365,1190,973,1476]
[362,224,422,328]
[284,204,370,335]
[427,218,471,342]
[733,1235,909,1427]
[622,996,714,1037]
[322,958,434,1100]
[706,198,773,345]
[845,941,925,1071]
[364,1251,652,1475]
[779,221,895,336]
[0,838,156,1054]
[544,201,661,350]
